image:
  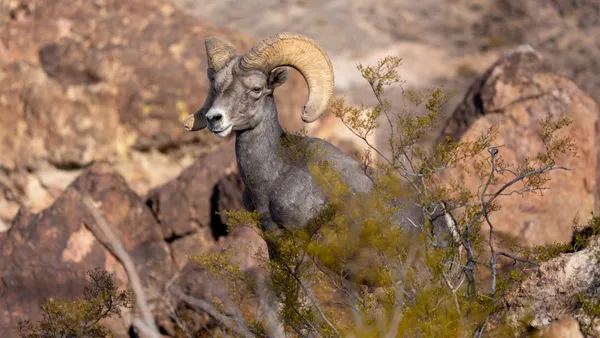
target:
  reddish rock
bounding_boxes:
[438,46,599,246]
[535,316,585,338]
[214,172,245,230]
[0,0,253,152]
[145,140,235,239]
[145,139,246,268]
[168,227,216,270]
[0,164,176,337]
[0,154,256,336]
[488,237,600,336]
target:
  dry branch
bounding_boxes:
[82,195,161,338]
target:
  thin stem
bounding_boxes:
[481,147,498,297]
[284,266,341,338]
[82,195,160,338]
[168,286,255,338]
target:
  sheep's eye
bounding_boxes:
[252,87,262,93]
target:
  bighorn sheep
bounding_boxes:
[183,32,424,238]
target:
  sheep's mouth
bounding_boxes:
[211,124,233,137]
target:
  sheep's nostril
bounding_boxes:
[207,113,223,124]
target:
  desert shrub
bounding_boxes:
[18,268,134,338]
[192,55,582,337]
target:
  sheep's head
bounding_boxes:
[183,32,335,137]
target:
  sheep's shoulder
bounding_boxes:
[267,167,327,230]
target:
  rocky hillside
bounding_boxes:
[0,0,344,231]
[0,153,256,337]
[1,0,600,337]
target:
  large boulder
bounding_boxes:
[437,45,599,246]
[145,139,245,269]
[535,316,585,338]
[0,0,310,229]
[488,236,600,336]
[0,164,177,337]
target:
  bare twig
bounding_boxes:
[308,255,365,313]
[283,265,341,338]
[482,147,499,296]
[459,144,572,296]
[486,163,571,206]
[290,304,324,337]
[282,317,311,338]
[473,313,491,338]
[495,252,539,266]
[385,239,421,338]
[442,269,463,315]
[162,295,193,338]
[82,195,161,338]
[255,275,287,338]
[168,286,255,338]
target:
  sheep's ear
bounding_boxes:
[268,67,289,89]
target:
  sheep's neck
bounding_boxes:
[235,99,287,204]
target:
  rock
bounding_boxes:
[0,61,120,170]
[0,0,253,153]
[145,139,245,268]
[488,237,600,336]
[0,164,176,337]
[214,172,245,230]
[437,46,599,246]
[0,61,111,225]
[167,228,216,270]
[0,0,310,229]
[474,0,600,108]
[172,226,266,301]
[534,316,585,338]
[145,140,236,239]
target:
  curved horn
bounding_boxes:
[239,32,334,123]
[205,36,238,71]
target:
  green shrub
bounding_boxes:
[193,55,582,337]
[18,268,134,338]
